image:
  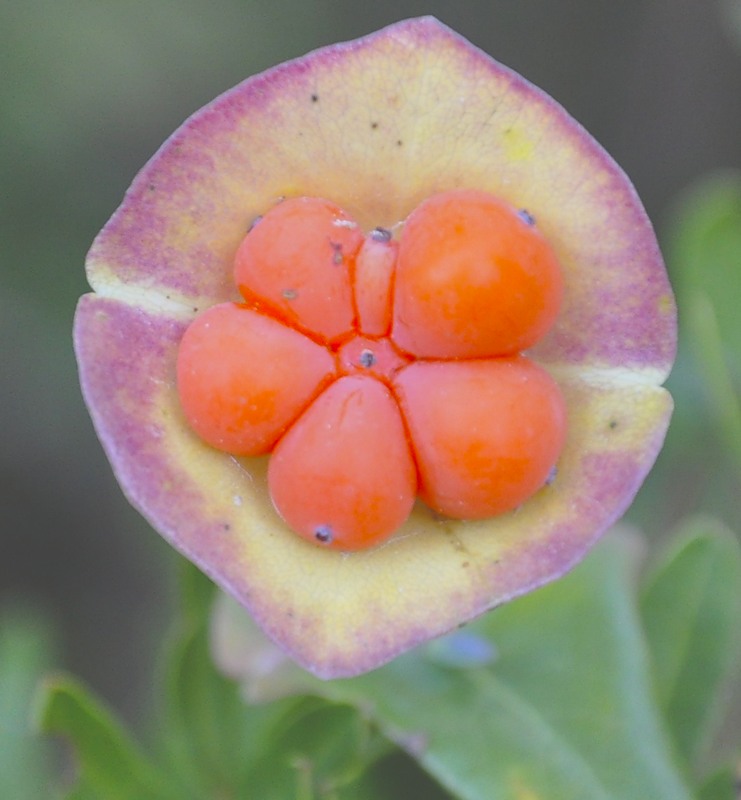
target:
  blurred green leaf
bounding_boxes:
[340,751,455,800]
[0,606,56,800]
[160,617,306,796]
[316,533,694,800]
[671,171,741,359]
[177,558,217,628]
[63,780,105,800]
[686,290,741,475]
[641,518,741,771]
[38,596,394,799]
[669,172,741,474]
[157,556,267,794]
[161,562,391,798]
[37,675,176,800]
[696,763,738,800]
[246,702,390,799]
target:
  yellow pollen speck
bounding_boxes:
[658,293,674,315]
[502,126,535,162]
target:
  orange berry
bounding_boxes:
[392,190,563,358]
[268,375,417,550]
[354,229,398,335]
[177,303,336,455]
[393,357,567,518]
[234,196,364,343]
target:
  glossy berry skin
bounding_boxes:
[179,190,567,550]
[176,303,335,455]
[234,196,364,343]
[394,357,567,518]
[268,375,417,550]
[354,232,398,336]
[392,189,563,358]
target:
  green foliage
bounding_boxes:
[36,562,391,799]
[37,524,741,799]
[159,577,384,797]
[0,607,56,800]
[37,675,176,800]
[696,766,738,800]
[669,171,741,476]
[641,517,741,773]
[322,533,694,800]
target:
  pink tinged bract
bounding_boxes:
[74,17,676,677]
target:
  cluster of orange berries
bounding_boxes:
[176,190,567,550]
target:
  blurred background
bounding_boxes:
[2,0,741,753]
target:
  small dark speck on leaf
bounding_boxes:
[370,121,379,129]
[311,93,319,103]
[370,226,392,242]
[396,139,403,147]
[609,419,619,430]
[223,523,231,531]
[148,183,156,192]
[518,209,536,226]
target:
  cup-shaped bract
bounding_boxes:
[74,17,675,677]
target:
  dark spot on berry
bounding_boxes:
[223,523,231,531]
[330,241,344,264]
[359,349,376,368]
[282,288,298,300]
[311,93,319,103]
[370,226,392,242]
[517,209,536,226]
[148,183,156,192]
[315,525,333,544]
[247,214,263,233]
